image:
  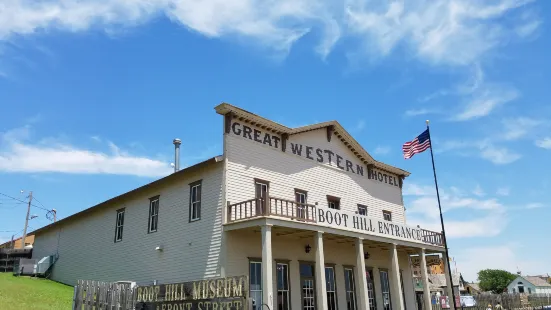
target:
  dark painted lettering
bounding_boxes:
[346,160,354,172]
[291,143,303,156]
[306,146,314,160]
[384,223,390,235]
[231,122,242,136]
[356,165,364,176]
[342,214,348,227]
[394,176,399,187]
[336,155,344,169]
[394,225,400,237]
[378,221,384,233]
[401,227,406,239]
[383,173,388,183]
[318,210,326,223]
[262,133,272,146]
[316,148,324,162]
[253,129,262,143]
[389,177,393,186]
[353,216,359,229]
[242,126,252,140]
[324,150,334,163]
[326,211,333,224]
[334,213,342,226]
[378,172,383,182]
[272,136,280,149]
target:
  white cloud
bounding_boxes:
[525,203,544,209]
[373,146,390,155]
[455,244,549,282]
[0,126,173,177]
[438,139,521,164]
[496,187,510,196]
[405,182,509,239]
[404,109,434,117]
[535,137,551,149]
[501,117,544,140]
[473,184,485,197]
[0,0,538,65]
[453,86,519,121]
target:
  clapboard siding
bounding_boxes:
[225,230,416,310]
[32,162,224,286]
[225,127,406,224]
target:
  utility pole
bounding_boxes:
[20,191,32,249]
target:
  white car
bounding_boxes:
[460,295,477,307]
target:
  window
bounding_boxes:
[528,288,532,294]
[344,268,357,310]
[114,208,125,242]
[383,211,392,221]
[255,179,269,216]
[277,262,290,310]
[148,196,160,233]
[357,205,367,216]
[326,266,338,310]
[250,261,262,310]
[189,180,202,221]
[327,195,340,210]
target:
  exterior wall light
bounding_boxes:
[305,244,311,253]
[364,252,370,260]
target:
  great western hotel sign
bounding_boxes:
[229,121,402,187]
[316,208,437,245]
[135,276,248,310]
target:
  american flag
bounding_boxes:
[402,129,431,159]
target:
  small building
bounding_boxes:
[464,283,482,295]
[507,276,551,294]
[0,235,34,249]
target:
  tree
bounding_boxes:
[478,269,518,294]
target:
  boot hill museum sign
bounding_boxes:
[135,276,248,310]
[229,122,403,188]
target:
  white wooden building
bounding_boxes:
[31,103,454,310]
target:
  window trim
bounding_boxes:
[254,178,270,198]
[357,204,368,216]
[325,263,338,310]
[148,195,160,233]
[383,210,392,222]
[295,188,308,204]
[327,195,340,210]
[189,180,202,222]
[343,265,357,310]
[114,208,125,243]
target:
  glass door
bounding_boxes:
[366,269,377,310]
[300,263,316,310]
[326,266,337,310]
[380,270,392,310]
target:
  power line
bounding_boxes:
[0,192,50,212]
[32,196,48,210]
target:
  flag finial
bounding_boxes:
[426,120,430,125]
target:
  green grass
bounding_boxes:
[0,273,74,309]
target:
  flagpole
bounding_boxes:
[425,120,458,310]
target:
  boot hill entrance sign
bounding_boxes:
[135,276,249,310]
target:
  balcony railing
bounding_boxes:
[226,196,444,247]
[227,197,316,223]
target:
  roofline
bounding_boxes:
[29,155,224,236]
[215,102,410,177]
[514,275,551,287]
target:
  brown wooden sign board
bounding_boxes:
[134,276,248,310]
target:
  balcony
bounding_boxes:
[226,197,444,247]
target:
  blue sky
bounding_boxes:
[0,0,549,281]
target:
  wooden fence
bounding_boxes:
[72,280,137,310]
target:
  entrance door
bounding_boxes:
[300,263,316,310]
[380,270,392,310]
[255,179,269,215]
[415,292,424,310]
[366,269,377,310]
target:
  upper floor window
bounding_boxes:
[148,196,160,233]
[114,208,125,242]
[327,195,340,210]
[189,180,202,221]
[295,189,307,204]
[383,210,392,221]
[357,204,368,216]
[255,179,269,200]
